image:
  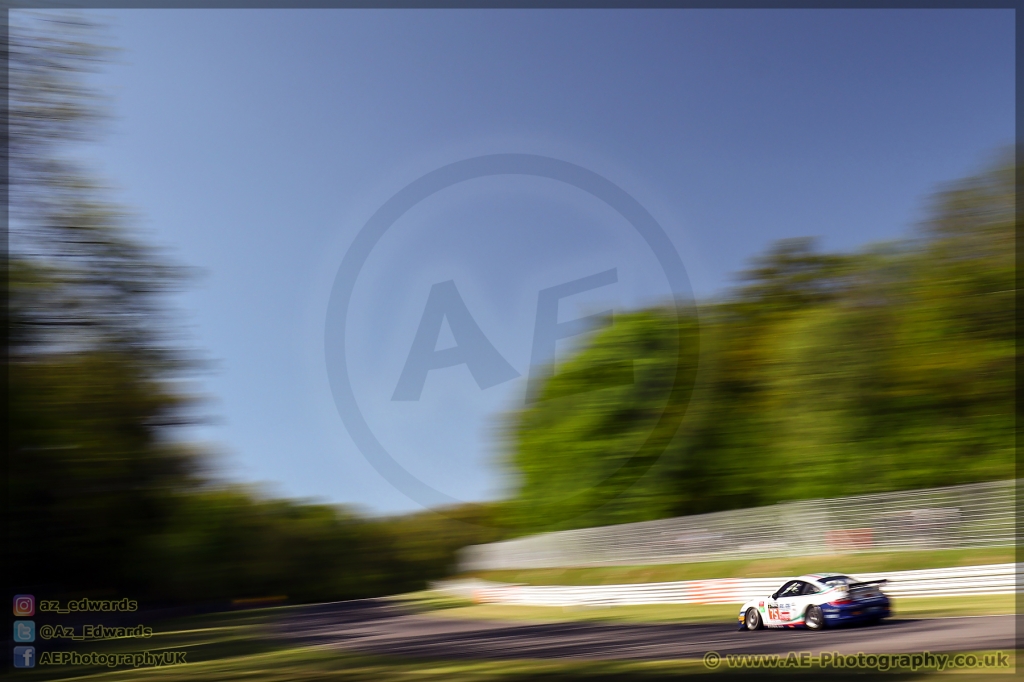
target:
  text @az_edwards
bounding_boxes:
[39,598,137,614]
[39,623,153,640]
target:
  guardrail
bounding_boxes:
[461,479,1017,571]
[435,563,1020,607]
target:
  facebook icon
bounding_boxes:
[13,646,35,668]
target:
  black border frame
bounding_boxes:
[2,0,1019,669]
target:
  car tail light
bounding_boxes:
[829,597,852,605]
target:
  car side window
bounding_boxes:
[773,581,794,598]
[801,582,820,595]
[779,581,803,598]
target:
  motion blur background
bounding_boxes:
[8,6,1014,615]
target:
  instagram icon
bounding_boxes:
[13,595,35,617]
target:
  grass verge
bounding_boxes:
[407,594,1015,625]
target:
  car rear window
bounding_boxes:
[818,575,854,586]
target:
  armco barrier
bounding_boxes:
[461,479,1016,571]
[434,563,1020,607]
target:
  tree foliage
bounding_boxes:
[502,150,1015,532]
[8,14,500,604]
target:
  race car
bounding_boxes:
[738,574,890,631]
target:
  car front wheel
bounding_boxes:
[805,605,825,630]
[744,607,762,631]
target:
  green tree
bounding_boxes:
[503,151,1015,532]
[7,15,505,603]
[8,12,204,598]
[501,309,700,531]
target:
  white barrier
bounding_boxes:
[434,563,1020,607]
[461,480,1017,571]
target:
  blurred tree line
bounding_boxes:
[503,151,1014,532]
[7,14,503,604]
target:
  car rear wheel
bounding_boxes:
[744,607,762,631]
[805,605,824,630]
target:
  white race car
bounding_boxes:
[738,574,890,631]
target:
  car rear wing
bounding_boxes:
[849,579,887,589]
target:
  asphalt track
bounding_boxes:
[281,600,1016,660]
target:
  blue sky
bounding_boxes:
[84,9,1013,514]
